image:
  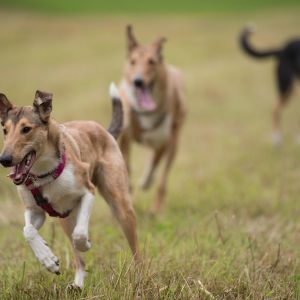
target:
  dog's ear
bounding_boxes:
[0,93,13,121]
[33,90,53,123]
[152,37,167,58]
[126,25,139,54]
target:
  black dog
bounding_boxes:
[240,25,300,145]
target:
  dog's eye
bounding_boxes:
[148,59,156,65]
[130,59,136,66]
[21,126,32,134]
[3,128,7,135]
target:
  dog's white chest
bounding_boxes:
[19,164,85,214]
[139,114,172,148]
[44,164,84,210]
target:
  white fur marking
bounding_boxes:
[40,164,86,214]
[72,191,94,252]
[109,82,120,99]
[74,268,86,288]
[140,115,172,148]
[23,223,59,274]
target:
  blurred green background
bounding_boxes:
[0,0,300,13]
[1,1,300,299]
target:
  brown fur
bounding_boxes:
[119,26,186,214]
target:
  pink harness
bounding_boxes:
[23,152,70,218]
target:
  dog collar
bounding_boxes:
[24,151,70,218]
[32,151,67,181]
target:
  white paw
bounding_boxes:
[24,225,60,274]
[38,249,60,274]
[272,132,283,147]
[72,227,91,252]
[32,237,60,275]
[33,237,60,273]
[74,268,86,289]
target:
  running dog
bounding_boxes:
[0,84,139,288]
[119,25,186,214]
[240,25,300,145]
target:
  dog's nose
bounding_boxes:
[0,154,13,167]
[133,78,144,88]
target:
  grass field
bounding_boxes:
[1,6,300,300]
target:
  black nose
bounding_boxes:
[0,154,13,167]
[133,78,144,88]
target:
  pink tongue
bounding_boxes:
[136,88,156,111]
[14,161,26,180]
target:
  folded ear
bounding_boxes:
[152,37,167,57]
[0,93,13,121]
[33,90,53,123]
[126,25,139,54]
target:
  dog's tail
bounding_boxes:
[239,24,281,59]
[107,82,123,139]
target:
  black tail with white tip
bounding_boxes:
[107,82,123,139]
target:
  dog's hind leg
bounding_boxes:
[272,59,294,146]
[96,156,140,261]
[139,146,166,190]
[60,214,86,289]
[23,208,60,274]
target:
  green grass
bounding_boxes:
[1,8,300,299]
[0,0,300,14]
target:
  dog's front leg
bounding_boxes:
[23,209,60,274]
[72,191,94,252]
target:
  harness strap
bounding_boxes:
[25,152,70,218]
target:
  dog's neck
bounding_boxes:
[31,119,63,176]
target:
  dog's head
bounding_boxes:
[124,25,167,112]
[0,90,53,185]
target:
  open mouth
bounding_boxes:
[9,151,36,185]
[135,83,157,112]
